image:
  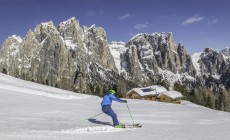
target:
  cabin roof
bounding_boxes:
[158,90,183,99]
[127,85,167,97]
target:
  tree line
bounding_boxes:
[173,82,230,112]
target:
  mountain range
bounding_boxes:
[0,17,229,111]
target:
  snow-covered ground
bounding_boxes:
[1,73,230,140]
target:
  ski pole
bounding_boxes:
[126,103,135,125]
[80,112,104,121]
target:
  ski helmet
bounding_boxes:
[109,89,116,94]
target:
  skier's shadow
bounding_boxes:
[88,119,112,126]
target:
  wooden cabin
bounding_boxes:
[126,85,167,101]
[157,90,183,104]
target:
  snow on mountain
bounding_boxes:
[88,24,96,30]
[217,47,230,59]
[11,35,23,43]
[35,21,60,35]
[0,35,22,64]
[109,41,128,75]
[65,39,78,49]
[3,35,22,49]
[157,68,195,89]
[129,32,167,43]
[191,48,229,78]
[191,52,202,75]
[1,73,230,140]
[129,33,150,41]
[59,17,77,27]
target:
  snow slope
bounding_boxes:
[1,73,230,140]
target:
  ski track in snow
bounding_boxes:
[0,126,129,140]
[60,126,126,133]
[1,73,230,140]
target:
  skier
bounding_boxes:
[101,89,127,128]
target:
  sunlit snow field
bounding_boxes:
[0,73,230,140]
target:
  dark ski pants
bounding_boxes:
[102,105,119,126]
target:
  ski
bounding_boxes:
[122,123,142,128]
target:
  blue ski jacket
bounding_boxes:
[101,92,125,106]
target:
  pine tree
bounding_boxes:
[206,95,213,108]
[1,68,7,74]
[222,89,230,112]
[160,80,169,90]
[95,86,101,96]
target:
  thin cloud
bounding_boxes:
[208,19,218,25]
[134,24,148,30]
[86,10,104,16]
[128,33,134,36]
[119,13,134,20]
[182,16,204,25]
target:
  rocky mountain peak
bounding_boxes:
[1,35,22,50]
[114,32,197,87]
[0,35,22,75]
[218,47,230,59]
[33,21,60,43]
[177,42,187,54]
[34,21,58,34]
[168,32,177,51]
[60,17,79,26]
[58,17,82,41]
[193,48,228,78]
[86,25,107,41]
[11,35,23,43]
[58,17,80,30]
[204,48,213,54]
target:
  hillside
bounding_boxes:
[1,73,230,140]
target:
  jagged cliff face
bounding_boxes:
[109,33,196,87]
[0,17,229,96]
[191,48,230,90]
[0,35,22,77]
[0,18,124,95]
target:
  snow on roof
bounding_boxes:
[158,90,183,99]
[127,85,167,96]
[148,85,167,93]
[127,88,157,96]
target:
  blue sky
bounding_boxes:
[0,0,229,53]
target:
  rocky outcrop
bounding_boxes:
[112,33,196,87]
[0,17,122,95]
[219,47,230,58]
[193,48,229,76]
[177,43,196,77]
[191,48,230,90]
[0,17,229,98]
[0,35,22,76]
